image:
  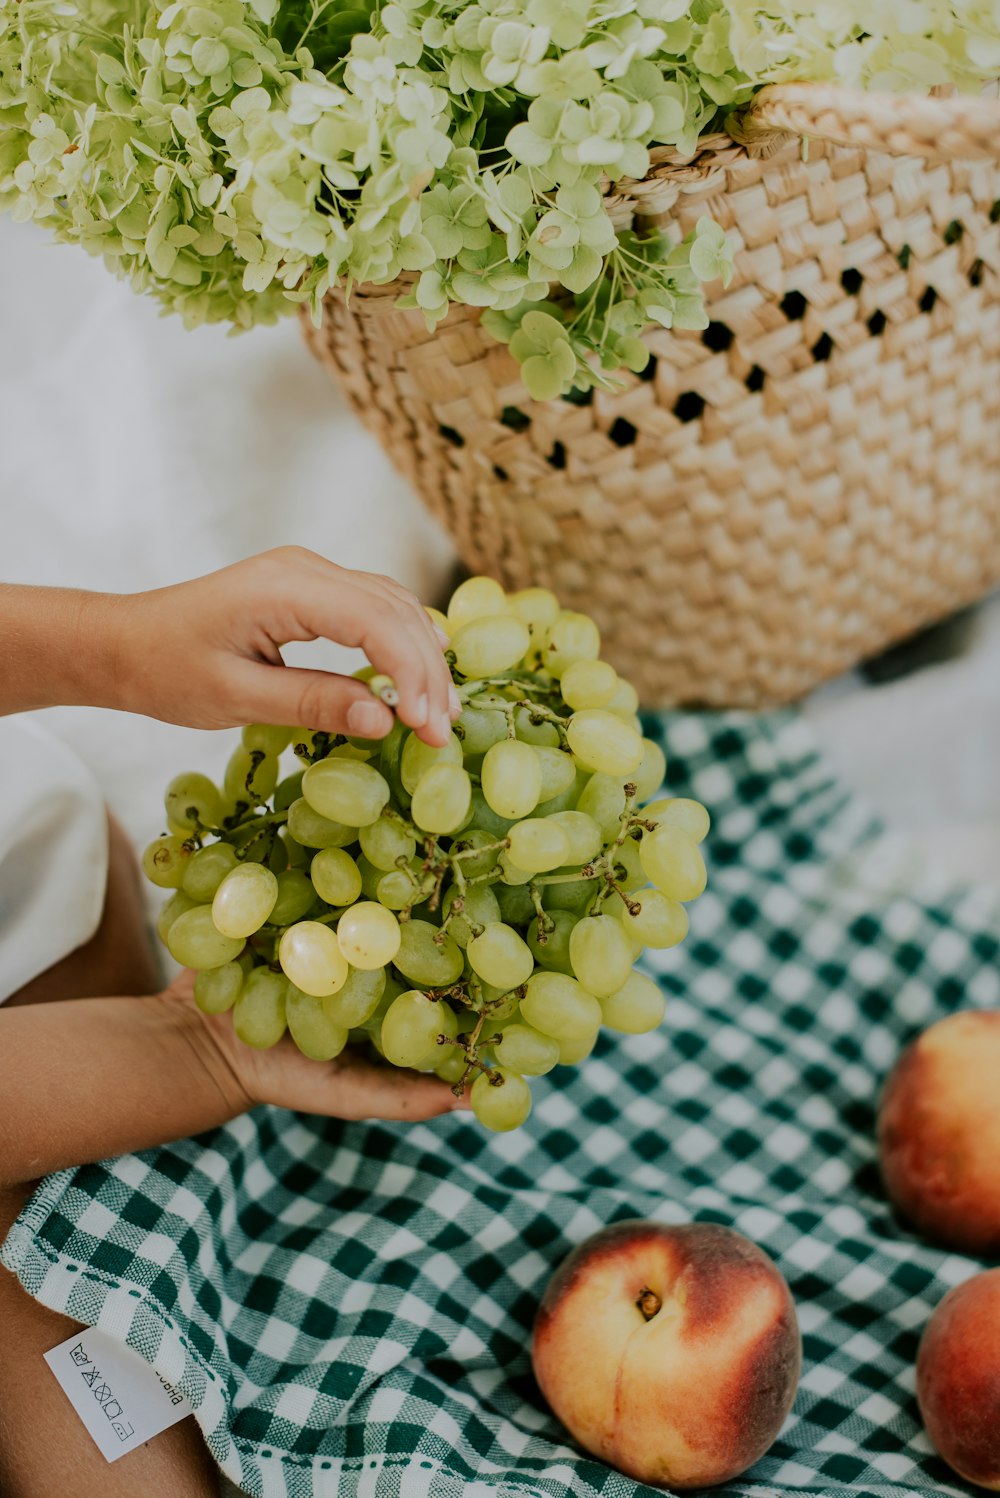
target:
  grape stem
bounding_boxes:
[457,673,560,703]
[589,784,640,913]
[528,882,553,937]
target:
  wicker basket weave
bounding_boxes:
[303,84,1000,707]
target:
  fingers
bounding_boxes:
[327,1050,471,1121]
[279,554,458,748]
[226,660,396,741]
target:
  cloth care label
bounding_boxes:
[44,1326,195,1462]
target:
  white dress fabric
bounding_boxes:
[0,715,108,1003]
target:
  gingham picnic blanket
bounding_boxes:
[5,709,999,1498]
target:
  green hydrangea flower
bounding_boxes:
[1,0,995,396]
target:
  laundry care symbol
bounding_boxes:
[67,1342,135,1442]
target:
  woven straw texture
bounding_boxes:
[303,88,1000,708]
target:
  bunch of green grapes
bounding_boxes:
[144,576,709,1132]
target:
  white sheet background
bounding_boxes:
[3,216,1000,907]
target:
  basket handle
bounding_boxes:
[728,81,1000,161]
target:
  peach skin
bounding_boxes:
[532,1220,801,1489]
[917,1269,1000,1491]
[878,1012,1000,1254]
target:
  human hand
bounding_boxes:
[165,971,471,1125]
[110,547,460,746]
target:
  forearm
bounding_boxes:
[0,991,248,1187]
[0,585,126,717]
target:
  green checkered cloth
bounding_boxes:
[4,710,998,1498]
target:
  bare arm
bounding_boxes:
[0,548,459,745]
[0,976,466,1189]
[0,990,242,1188]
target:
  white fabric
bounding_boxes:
[0,716,108,1002]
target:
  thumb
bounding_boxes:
[229,660,395,740]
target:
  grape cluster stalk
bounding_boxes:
[144,576,709,1132]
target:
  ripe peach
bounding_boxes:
[532,1220,801,1489]
[878,1011,1000,1254]
[917,1269,1000,1490]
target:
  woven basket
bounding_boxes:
[303,83,1000,707]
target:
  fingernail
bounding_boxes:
[347,699,389,737]
[434,626,450,648]
[448,685,462,718]
[414,693,429,726]
[438,710,452,743]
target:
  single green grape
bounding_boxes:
[166,906,245,970]
[310,847,363,906]
[400,731,463,795]
[336,901,401,969]
[411,763,472,834]
[619,888,689,948]
[287,797,356,850]
[376,865,423,910]
[575,773,626,840]
[520,970,601,1040]
[224,745,278,805]
[471,1067,532,1131]
[634,739,667,801]
[381,990,458,1069]
[555,1029,599,1066]
[547,809,602,865]
[638,825,707,902]
[441,882,501,948]
[273,771,305,813]
[492,1022,558,1076]
[142,834,191,890]
[286,985,349,1060]
[541,612,600,678]
[605,677,640,718]
[534,746,578,801]
[450,826,504,878]
[559,659,618,710]
[242,724,294,756]
[644,797,711,844]
[467,922,534,990]
[435,1050,470,1085]
[527,909,578,975]
[494,880,537,926]
[268,869,317,926]
[507,818,570,873]
[447,576,507,631]
[567,710,644,777]
[600,970,666,1034]
[164,772,224,833]
[193,960,244,1015]
[278,920,349,997]
[467,788,515,841]
[543,877,598,915]
[456,705,507,756]
[322,964,386,1028]
[506,587,560,638]
[212,863,279,939]
[451,614,530,677]
[358,814,416,871]
[182,841,238,902]
[568,914,634,997]
[156,890,196,944]
[302,758,390,827]
[481,740,542,819]
[233,968,288,1049]
[394,920,464,987]
[513,705,560,747]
